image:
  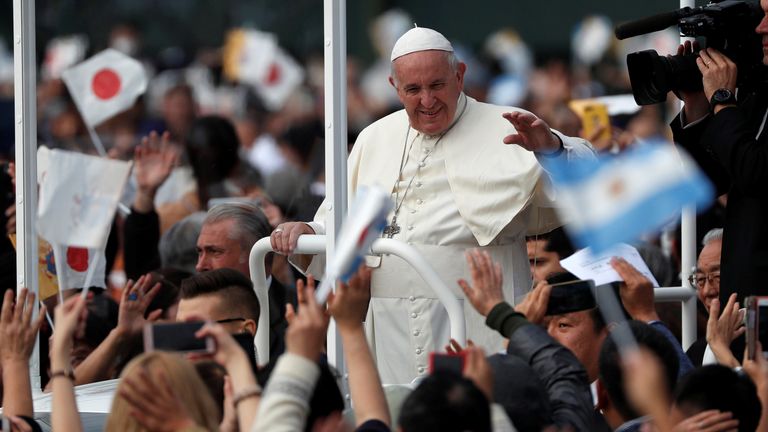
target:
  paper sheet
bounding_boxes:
[560,243,660,287]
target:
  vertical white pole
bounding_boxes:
[680,0,697,350]
[323,0,349,400]
[13,0,40,392]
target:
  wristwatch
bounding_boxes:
[710,88,736,110]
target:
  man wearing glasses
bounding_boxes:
[688,228,723,312]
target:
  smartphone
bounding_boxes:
[746,296,768,360]
[143,321,214,354]
[568,100,611,143]
[0,415,10,431]
[429,351,466,375]
[545,279,596,316]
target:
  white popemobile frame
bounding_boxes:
[13,0,699,399]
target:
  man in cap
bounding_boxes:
[273,27,595,384]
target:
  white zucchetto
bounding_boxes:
[390,26,454,62]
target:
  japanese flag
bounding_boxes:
[61,48,147,127]
[37,147,132,250]
[223,29,304,111]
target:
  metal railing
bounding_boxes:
[248,234,466,366]
[249,234,699,365]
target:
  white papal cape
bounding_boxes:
[306,94,594,384]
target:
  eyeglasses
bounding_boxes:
[216,317,246,324]
[687,271,720,289]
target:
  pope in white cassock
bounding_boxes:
[272,27,596,384]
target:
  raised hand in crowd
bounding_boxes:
[132,130,180,213]
[119,367,199,432]
[68,274,162,387]
[195,322,261,432]
[514,281,552,326]
[743,341,768,432]
[0,288,46,418]
[706,293,744,368]
[50,295,88,432]
[672,410,739,432]
[621,348,674,432]
[502,111,561,154]
[287,276,330,362]
[327,266,391,428]
[462,345,493,403]
[610,257,659,322]
[117,275,163,335]
[458,249,506,317]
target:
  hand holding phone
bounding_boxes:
[746,296,768,360]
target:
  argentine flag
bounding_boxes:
[542,141,713,254]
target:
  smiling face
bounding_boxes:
[389,50,466,136]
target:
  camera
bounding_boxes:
[616,0,766,105]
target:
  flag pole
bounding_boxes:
[79,249,100,299]
[52,243,67,305]
[85,122,108,158]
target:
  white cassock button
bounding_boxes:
[411,312,418,319]
[418,161,425,168]
[413,330,420,336]
[418,367,425,373]
[416,181,422,188]
[410,209,416,214]
[408,225,414,231]
[409,296,415,302]
[415,348,423,355]
[417,199,423,205]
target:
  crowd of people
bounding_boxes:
[0,1,766,431]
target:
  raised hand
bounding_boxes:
[502,111,561,154]
[0,288,46,366]
[610,257,658,322]
[132,131,180,213]
[458,249,505,317]
[327,266,372,331]
[463,345,493,402]
[117,274,163,337]
[286,277,330,361]
[51,295,88,365]
[514,280,551,325]
[706,294,744,368]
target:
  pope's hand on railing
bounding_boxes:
[270,222,315,255]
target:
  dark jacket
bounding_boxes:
[671,87,768,305]
[486,303,597,431]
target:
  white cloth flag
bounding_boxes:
[61,48,147,127]
[37,148,132,249]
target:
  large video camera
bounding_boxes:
[616,0,766,105]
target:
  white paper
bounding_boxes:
[560,243,660,287]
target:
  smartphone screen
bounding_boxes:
[429,352,465,375]
[143,321,213,354]
[758,299,768,357]
[545,279,596,316]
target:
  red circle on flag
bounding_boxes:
[66,247,89,272]
[92,69,122,100]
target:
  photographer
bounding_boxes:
[670,1,768,307]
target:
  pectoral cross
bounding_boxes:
[383,216,401,238]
